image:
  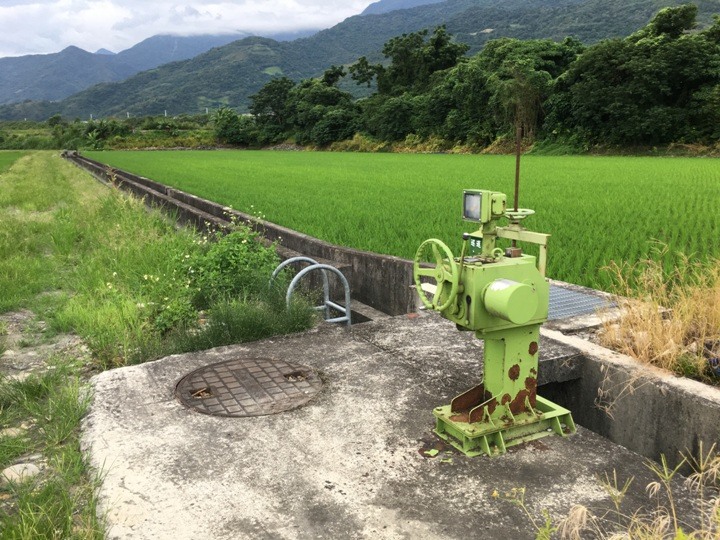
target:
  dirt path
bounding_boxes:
[0,309,96,488]
[0,310,93,382]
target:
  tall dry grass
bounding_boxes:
[600,247,720,380]
[557,444,720,539]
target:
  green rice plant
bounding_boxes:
[86,150,720,292]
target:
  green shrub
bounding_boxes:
[310,108,358,147]
[212,107,259,146]
[186,225,282,306]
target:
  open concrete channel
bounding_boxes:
[67,153,720,539]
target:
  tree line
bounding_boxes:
[214,5,720,151]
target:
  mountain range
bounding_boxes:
[1,0,719,121]
[0,30,316,106]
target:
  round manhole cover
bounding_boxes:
[175,357,322,417]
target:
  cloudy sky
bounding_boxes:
[0,0,373,58]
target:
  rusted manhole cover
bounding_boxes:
[175,357,322,417]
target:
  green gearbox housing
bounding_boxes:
[435,255,548,334]
[413,189,575,457]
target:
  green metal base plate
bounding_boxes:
[433,396,576,457]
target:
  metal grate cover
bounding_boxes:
[175,357,322,417]
[548,285,615,321]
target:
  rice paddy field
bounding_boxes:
[0,151,25,173]
[86,150,720,291]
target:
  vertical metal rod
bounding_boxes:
[514,124,522,212]
[512,124,522,248]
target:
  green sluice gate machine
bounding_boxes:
[413,189,576,457]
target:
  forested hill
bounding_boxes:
[361,0,446,15]
[447,0,720,46]
[2,0,719,121]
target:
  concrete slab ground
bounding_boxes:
[82,312,694,539]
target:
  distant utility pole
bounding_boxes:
[90,114,93,120]
[205,108,209,115]
[164,110,167,117]
[127,112,130,118]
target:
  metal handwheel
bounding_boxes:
[505,208,535,222]
[413,238,459,311]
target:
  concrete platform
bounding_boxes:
[82,312,693,539]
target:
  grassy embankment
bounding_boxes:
[1,152,314,365]
[1,151,105,537]
[87,149,720,381]
[0,151,314,536]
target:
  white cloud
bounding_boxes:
[0,1,372,57]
